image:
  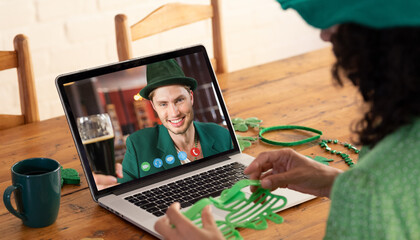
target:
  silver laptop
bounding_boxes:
[56,45,314,238]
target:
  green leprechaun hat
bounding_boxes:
[140,59,197,100]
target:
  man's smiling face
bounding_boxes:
[151,85,194,135]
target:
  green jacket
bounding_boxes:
[118,121,233,183]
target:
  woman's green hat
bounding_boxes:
[276,0,420,29]
[140,59,197,100]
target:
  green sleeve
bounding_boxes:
[117,137,140,184]
[325,168,420,240]
[324,169,384,239]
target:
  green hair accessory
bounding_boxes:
[259,125,322,146]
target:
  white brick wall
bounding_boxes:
[0,1,36,29]
[36,0,97,21]
[0,0,329,120]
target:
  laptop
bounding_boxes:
[56,45,315,238]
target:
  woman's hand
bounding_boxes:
[154,203,224,240]
[244,148,343,197]
[92,163,123,190]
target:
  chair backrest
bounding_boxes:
[115,0,227,74]
[0,34,39,130]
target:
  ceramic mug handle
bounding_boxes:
[3,185,26,220]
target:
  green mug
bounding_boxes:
[3,158,61,228]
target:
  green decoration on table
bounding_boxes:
[233,117,262,150]
[232,117,262,132]
[319,139,359,167]
[306,155,334,165]
[233,118,324,148]
[183,179,287,240]
[61,166,81,187]
[259,125,323,146]
[236,135,258,151]
[232,116,358,167]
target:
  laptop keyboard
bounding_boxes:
[124,162,248,217]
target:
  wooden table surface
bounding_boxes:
[0,47,361,240]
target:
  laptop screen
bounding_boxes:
[56,46,239,194]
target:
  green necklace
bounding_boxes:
[319,139,359,167]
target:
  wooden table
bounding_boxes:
[0,47,361,239]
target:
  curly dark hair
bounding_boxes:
[330,23,420,146]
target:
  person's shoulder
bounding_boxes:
[195,121,233,149]
[127,125,160,141]
[195,122,231,139]
[195,121,229,132]
[357,118,420,170]
[337,118,420,194]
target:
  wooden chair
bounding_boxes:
[115,0,227,74]
[0,34,39,130]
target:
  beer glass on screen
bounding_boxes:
[77,113,116,177]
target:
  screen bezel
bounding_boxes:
[55,45,240,201]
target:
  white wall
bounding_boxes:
[0,0,329,120]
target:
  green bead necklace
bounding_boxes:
[319,139,359,167]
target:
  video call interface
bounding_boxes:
[62,52,234,190]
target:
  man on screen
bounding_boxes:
[94,59,233,189]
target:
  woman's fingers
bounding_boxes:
[154,216,174,237]
[201,206,218,230]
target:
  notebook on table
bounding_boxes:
[55,45,315,238]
